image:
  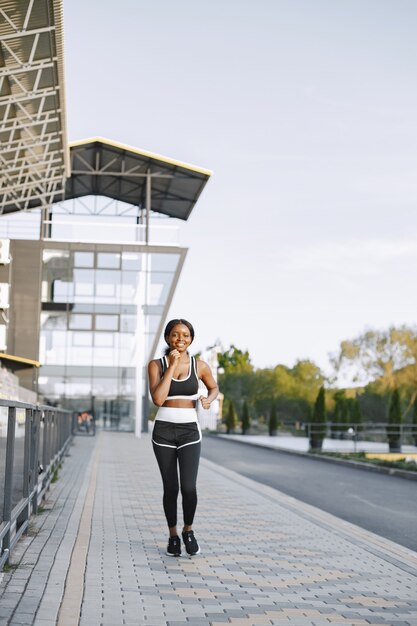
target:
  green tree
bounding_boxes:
[309,386,327,451]
[224,400,238,434]
[269,399,278,436]
[218,345,254,409]
[350,398,363,434]
[218,345,253,373]
[339,396,349,438]
[387,388,402,452]
[331,325,417,388]
[241,400,251,434]
[331,391,343,438]
[251,360,324,424]
[291,360,326,403]
[251,368,276,419]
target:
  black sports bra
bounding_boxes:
[160,356,199,400]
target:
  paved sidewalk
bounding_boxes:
[0,432,416,626]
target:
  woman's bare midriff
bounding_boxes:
[163,399,196,408]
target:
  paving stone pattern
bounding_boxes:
[0,437,96,626]
[1,431,417,626]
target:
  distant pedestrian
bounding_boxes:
[148,318,219,557]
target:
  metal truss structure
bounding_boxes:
[64,138,212,221]
[39,138,212,242]
[0,0,69,215]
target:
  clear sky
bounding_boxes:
[63,0,417,372]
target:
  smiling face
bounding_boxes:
[166,323,193,353]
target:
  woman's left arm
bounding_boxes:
[197,360,219,410]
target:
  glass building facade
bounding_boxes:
[0,197,185,433]
[39,243,181,431]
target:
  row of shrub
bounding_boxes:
[222,387,417,453]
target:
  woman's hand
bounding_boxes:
[199,396,211,410]
[167,349,180,367]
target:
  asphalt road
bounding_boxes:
[201,435,417,552]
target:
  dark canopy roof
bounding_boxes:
[61,137,212,220]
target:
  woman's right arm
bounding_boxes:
[148,357,176,406]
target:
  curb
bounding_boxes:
[209,434,417,482]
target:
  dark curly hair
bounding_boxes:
[163,319,195,355]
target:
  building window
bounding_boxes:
[69,314,92,330]
[95,315,119,331]
[72,332,93,346]
[120,315,136,333]
[95,283,116,297]
[94,332,114,347]
[73,252,94,267]
[97,253,120,269]
[122,252,141,271]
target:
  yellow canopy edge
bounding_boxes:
[0,353,41,369]
[70,137,213,177]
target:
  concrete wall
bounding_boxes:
[8,240,42,391]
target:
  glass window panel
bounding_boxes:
[95,269,119,283]
[50,330,67,347]
[119,333,133,348]
[120,315,136,333]
[73,269,94,297]
[94,332,114,347]
[122,252,141,270]
[74,252,94,267]
[150,283,164,305]
[149,272,173,305]
[95,315,119,331]
[64,379,93,396]
[95,270,119,303]
[146,332,156,356]
[66,346,93,366]
[148,315,161,333]
[92,377,118,395]
[40,331,68,365]
[75,282,94,296]
[120,284,134,302]
[92,347,116,366]
[96,283,116,297]
[43,249,70,264]
[41,312,67,330]
[97,253,120,269]
[69,314,92,330]
[122,271,138,285]
[150,253,180,272]
[72,332,93,346]
[38,376,64,396]
[52,280,74,302]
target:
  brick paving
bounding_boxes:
[0,431,416,626]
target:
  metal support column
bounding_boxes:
[146,169,151,244]
[142,372,149,433]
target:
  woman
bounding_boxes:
[148,318,219,556]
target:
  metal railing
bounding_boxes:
[0,400,74,570]
[42,219,180,245]
[305,422,417,448]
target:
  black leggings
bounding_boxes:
[152,420,201,528]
